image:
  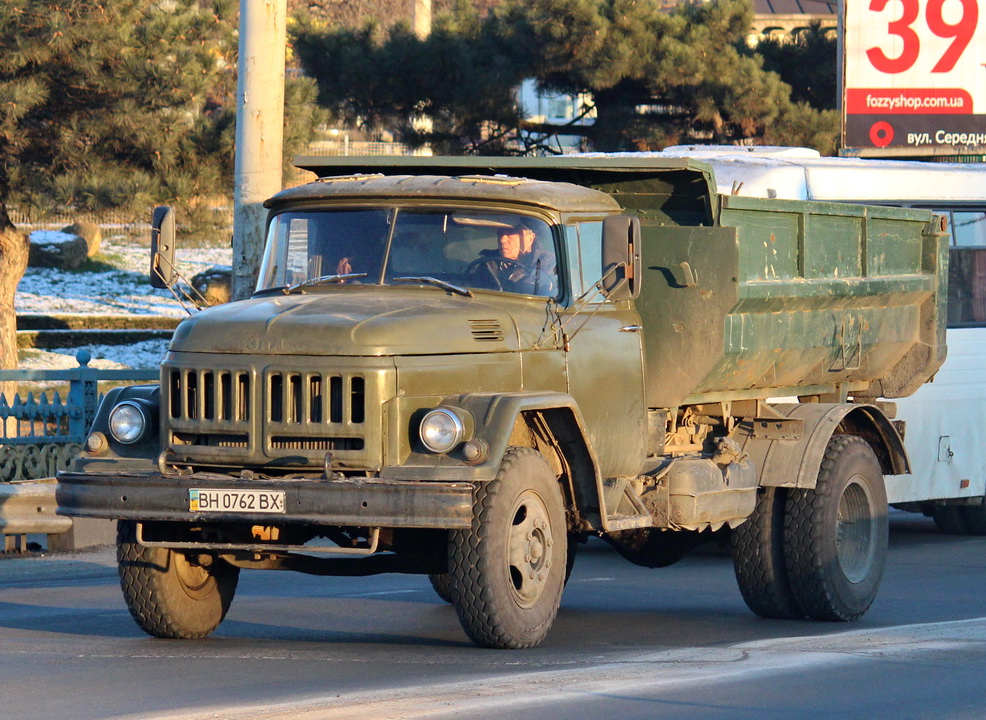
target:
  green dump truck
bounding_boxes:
[56,156,948,649]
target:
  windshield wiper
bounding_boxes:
[285,273,368,294]
[253,285,289,297]
[393,276,473,298]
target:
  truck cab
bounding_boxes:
[159,174,645,482]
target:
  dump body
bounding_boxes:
[637,195,946,408]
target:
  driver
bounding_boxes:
[477,222,556,295]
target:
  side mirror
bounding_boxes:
[150,206,177,289]
[601,215,642,300]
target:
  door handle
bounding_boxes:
[619,325,642,333]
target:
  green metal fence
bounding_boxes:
[0,352,157,482]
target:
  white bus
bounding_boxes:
[656,146,986,534]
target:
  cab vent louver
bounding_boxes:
[469,319,504,342]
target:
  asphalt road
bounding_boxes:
[2,512,986,720]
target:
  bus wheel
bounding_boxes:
[117,520,239,639]
[932,505,970,534]
[960,498,986,535]
[784,435,888,622]
[732,487,803,619]
[448,447,567,649]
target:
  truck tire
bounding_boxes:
[731,487,804,619]
[932,505,969,534]
[783,435,888,622]
[117,520,239,639]
[448,447,567,649]
[428,573,454,603]
[431,532,577,605]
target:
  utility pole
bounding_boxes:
[412,0,433,149]
[412,0,431,39]
[232,0,286,301]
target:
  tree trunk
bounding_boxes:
[0,202,29,402]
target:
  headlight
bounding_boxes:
[108,401,152,444]
[419,408,465,453]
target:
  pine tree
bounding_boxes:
[293,3,528,154]
[753,22,838,110]
[0,1,324,378]
[0,0,234,377]
[293,0,839,154]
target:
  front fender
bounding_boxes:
[454,391,597,471]
[380,391,605,530]
[73,384,161,470]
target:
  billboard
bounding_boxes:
[842,0,986,155]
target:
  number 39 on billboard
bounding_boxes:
[842,0,986,154]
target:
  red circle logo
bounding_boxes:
[869,121,894,148]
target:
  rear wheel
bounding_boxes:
[732,487,803,619]
[783,435,888,622]
[448,447,567,649]
[117,520,239,639]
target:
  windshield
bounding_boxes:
[257,208,559,298]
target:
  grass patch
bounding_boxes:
[71,253,125,273]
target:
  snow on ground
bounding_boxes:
[15,236,231,370]
[15,237,230,316]
[18,341,173,371]
[30,230,79,246]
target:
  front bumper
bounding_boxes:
[56,471,474,529]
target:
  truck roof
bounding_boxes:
[269,172,622,214]
[294,154,714,192]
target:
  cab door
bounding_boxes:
[561,220,646,479]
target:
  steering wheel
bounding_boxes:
[465,256,527,291]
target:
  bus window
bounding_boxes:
[946,211,986,327]
[949,211,986,247]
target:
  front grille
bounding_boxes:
[172,432,249,448]
[169,368,251,422]
[163,358,383,469]
[267,371,364,425]
[270,436,364,451]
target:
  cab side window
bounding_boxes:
[565,221,606,303]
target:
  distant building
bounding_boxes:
[516,79,596,154]
[748,0,837,45]
[514,0,839,153]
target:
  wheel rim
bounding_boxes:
[836,475,877,584]
[505,489,555,609]
[173,552,215,600]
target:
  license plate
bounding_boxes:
[189,489,285,514]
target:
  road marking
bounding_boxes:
[574,577,616,582]
[334,589,421,598]
[153,616,986,720]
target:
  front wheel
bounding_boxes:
[448,447,568,649]
[783,435,888,621]
[117,520,239,639]
[427,572,454,604]
[430,532,578,605]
